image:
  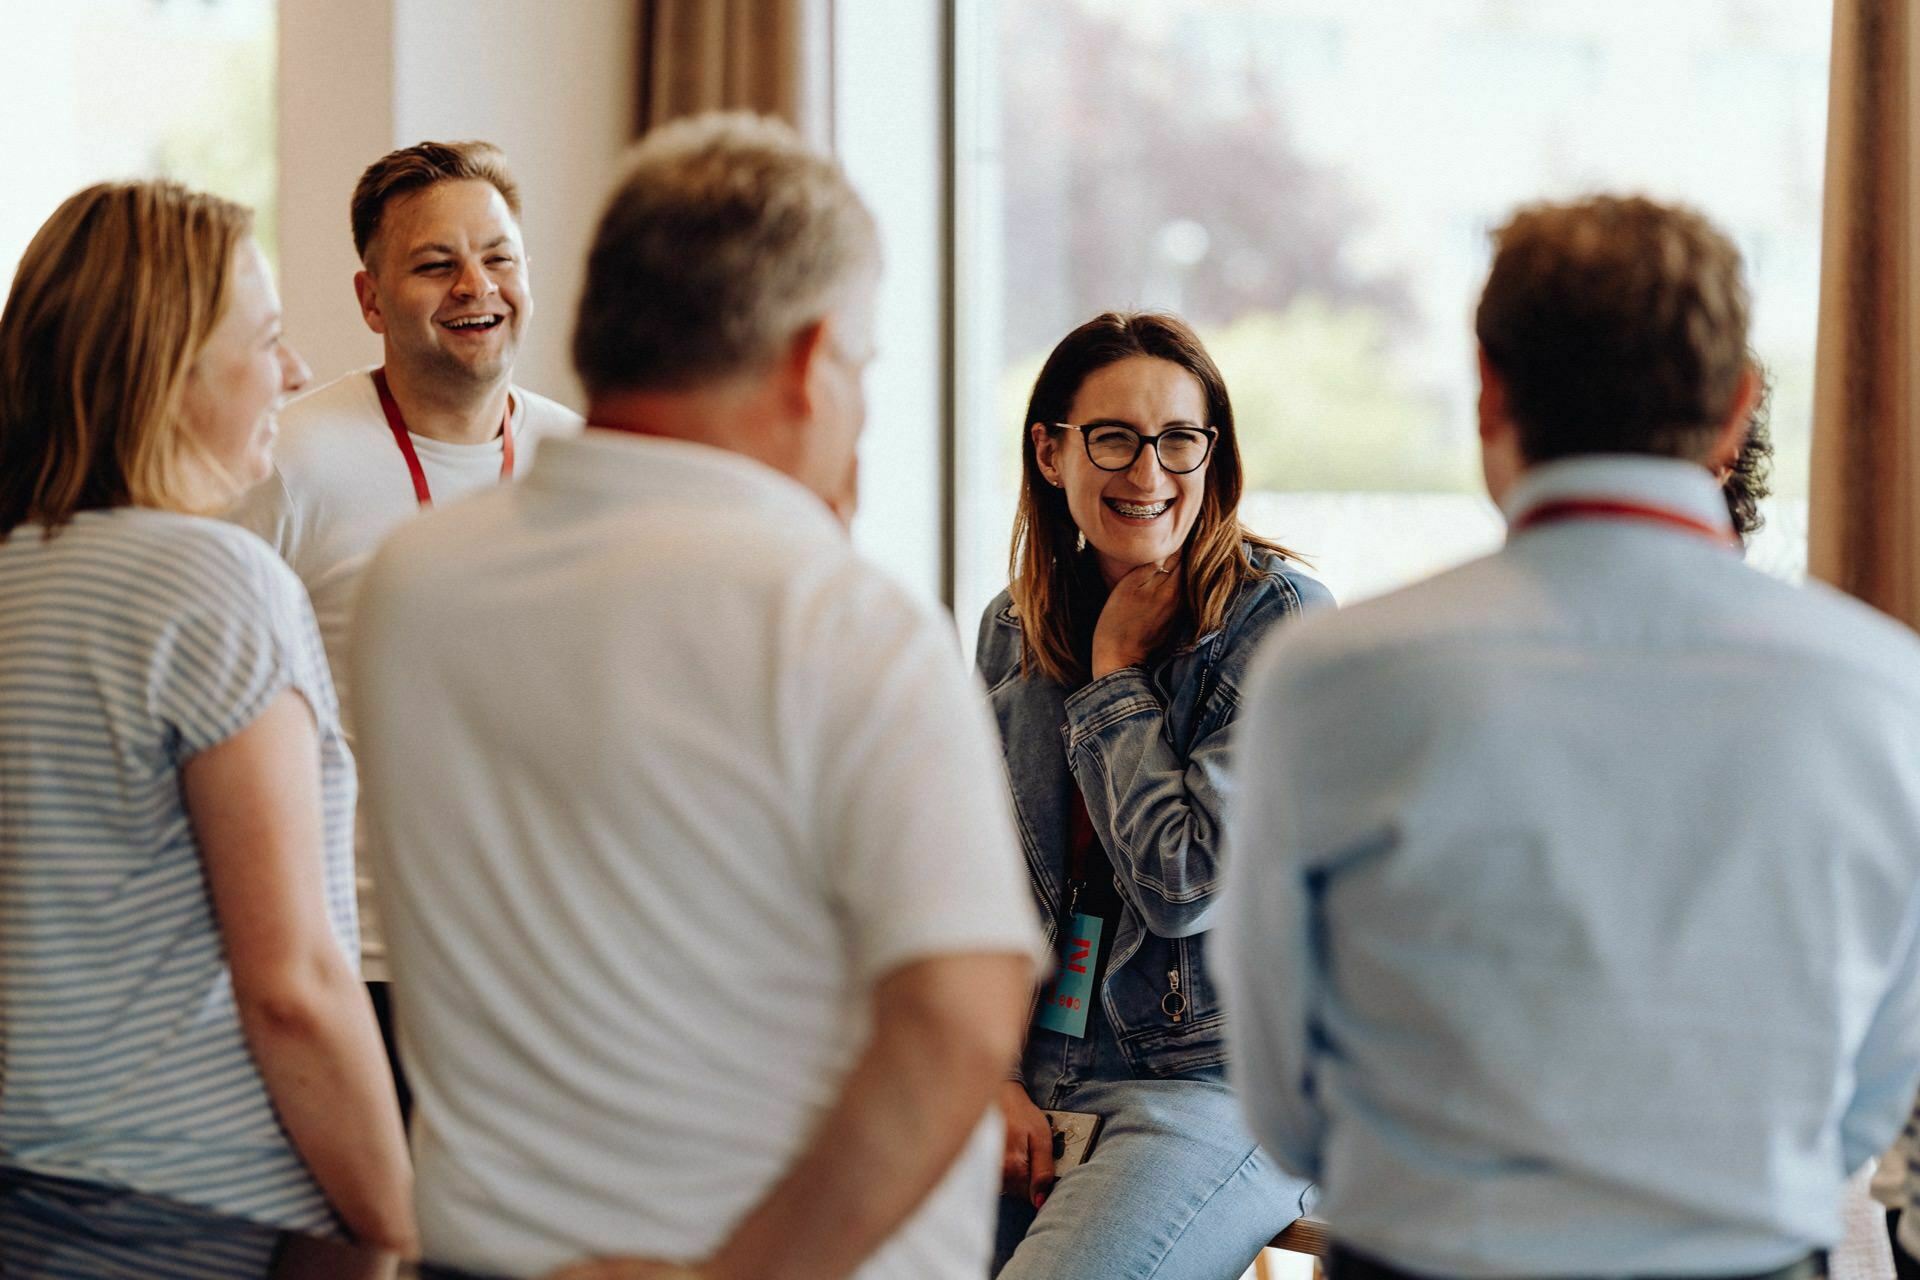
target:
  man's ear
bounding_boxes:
[353,269,386,337]
[1476,345,1509,446]
[1476,344,1528,504]
[1705,363,1762,474]
[1031,422,1064,487]
[779,318,832,421]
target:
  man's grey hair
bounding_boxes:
[572,112,879,397]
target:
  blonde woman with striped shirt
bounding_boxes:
[0,181,413,1253]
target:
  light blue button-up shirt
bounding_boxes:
[1221,456,1920,1277]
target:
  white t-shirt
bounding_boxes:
[350,431,1046,1278]
[227,366,583,978]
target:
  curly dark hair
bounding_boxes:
[1722,359,1774,543]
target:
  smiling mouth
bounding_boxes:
[1106,497,1172,520]
[442,315,504,333]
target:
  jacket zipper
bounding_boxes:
[1162,965,1186,1025]
[1196,652,1218,715]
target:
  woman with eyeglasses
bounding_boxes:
[978,312,1330,1279]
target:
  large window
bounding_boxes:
[1,0,276,286]
[955,0,1830,629]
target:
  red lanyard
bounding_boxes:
[1511,498,1737,548]
[1066,790,1098,915]
[371,368,514,509]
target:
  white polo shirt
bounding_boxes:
[350,430,1045,1278]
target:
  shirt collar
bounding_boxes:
[524,427,841,534]
[1498,454,1733,537]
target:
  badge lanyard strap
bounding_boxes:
[1510,498,1737,548]
[1065,789,1099,921]
[371,367,514,509]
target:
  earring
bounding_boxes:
[1076,530,1086,552]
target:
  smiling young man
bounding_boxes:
[227,141,582,1087]
[350,114,1043,1280]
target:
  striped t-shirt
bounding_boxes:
[0,508,357,1232]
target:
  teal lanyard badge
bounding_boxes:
[1035,911,1103,1038]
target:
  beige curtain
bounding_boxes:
[636,0,834,144]
[1809,0,1920,624]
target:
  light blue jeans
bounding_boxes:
[994,1007,1314,1280]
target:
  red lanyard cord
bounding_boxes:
[371,368,514,509]
[1511,498,1736,548]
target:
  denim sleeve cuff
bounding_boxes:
[1062,667,1162,752]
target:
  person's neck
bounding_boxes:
[587,382,796,477]
[1095,550,1136,589]
[382,360,511,446]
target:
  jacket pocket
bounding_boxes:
[1175,934,1220,1027]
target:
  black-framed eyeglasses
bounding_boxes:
[1051,422,1217,474]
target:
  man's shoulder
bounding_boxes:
[272,367,390,469]
[1259,552,1502,671]
[1258,544,1920,709]
[780,537,944,639]
[1777,572,1920,700]
[509,384,586,440]
[686,518,953,673]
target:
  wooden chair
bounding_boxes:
[1255,1217,1330,1280]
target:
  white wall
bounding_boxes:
[279,0,637,410]
[280,0,953,603]
[277,0,393,389]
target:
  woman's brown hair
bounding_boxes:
[1009,311,1296,685]
[0,180,253,539]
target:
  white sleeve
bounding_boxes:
[1843,898,1920,1173]
[799,568,1046,986]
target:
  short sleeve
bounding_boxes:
[800,568,1045,986]
[150,527,339,762]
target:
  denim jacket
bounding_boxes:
[976,546,1334,1077]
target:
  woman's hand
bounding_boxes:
[1091,559,1184,678]
[998,1081,1056,1208]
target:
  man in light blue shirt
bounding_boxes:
[1220,194,1920,1280]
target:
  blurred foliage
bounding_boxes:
[1209,301,1466,492]
[999,0,1411,363]
[995,0,1463,494]
[1758,351,1812,499]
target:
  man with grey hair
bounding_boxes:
[350,113,1043,1279]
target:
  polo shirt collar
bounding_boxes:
[525,428,840,531]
